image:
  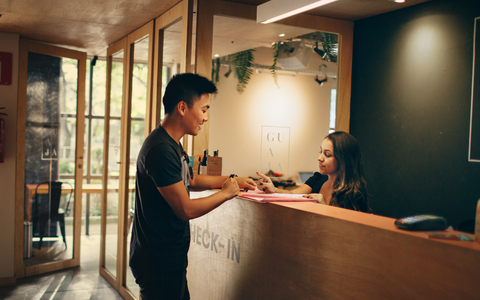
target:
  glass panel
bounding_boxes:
[84,58,106,238]
[105,50,125,277]
[209,16,339,178]
[83,120,89,177]
[126,34,149,297]
[160,22,182,121]
[90,119,105,176]
[23,53,77,267]
[91,60,107,117]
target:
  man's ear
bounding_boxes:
[177,101,187,116]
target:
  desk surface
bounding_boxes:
[274,200,480,251]
[26,183,135,194]
[24,183,135,221]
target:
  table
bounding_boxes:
[25,183,135,234]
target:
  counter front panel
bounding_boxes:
[187,191,480,300]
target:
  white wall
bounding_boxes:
[0,32,19,279]
[209,47,336,180]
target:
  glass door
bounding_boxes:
[16,40,86,277]
[101,37,127,286]
[101,21,154,300]
[123,23,153,298]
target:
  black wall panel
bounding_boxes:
[351,0,480,229]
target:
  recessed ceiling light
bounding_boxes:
[214,54,219,57]
[389,0,405,3]
[279,33,285,37]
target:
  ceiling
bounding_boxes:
[0,0,430,56]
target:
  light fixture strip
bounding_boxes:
[257,0,338,24]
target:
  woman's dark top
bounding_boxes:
[304,172,368,213]
[304,172,328,193]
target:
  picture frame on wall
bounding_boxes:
[470,17,480,162]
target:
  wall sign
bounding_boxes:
[260,126,290,176]
[0,52,13,85]
[42,128,59,160]
[470,17,480,162]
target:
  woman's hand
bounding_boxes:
[256,172,276,193]
[304,193,326,204]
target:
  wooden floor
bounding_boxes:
[0,229,131,300]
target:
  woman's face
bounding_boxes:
[318,138,339,176]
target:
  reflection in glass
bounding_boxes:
[23,53,77,267]
[105,50,125,277]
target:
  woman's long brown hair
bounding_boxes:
[327,131,369,212]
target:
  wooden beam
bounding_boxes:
[192,0,214,155]
[212,0,256,20]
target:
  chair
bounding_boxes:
[32,181,73,249]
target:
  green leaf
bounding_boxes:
[270,42,280,88]
[231,49,255,94]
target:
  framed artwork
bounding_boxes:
[470,17,480,162]
[260,126,290,177]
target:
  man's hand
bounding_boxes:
[235,177,256,191]
[221,177,240,198]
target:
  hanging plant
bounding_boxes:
[211,57,221,86]
[230,49,255,94]
[270,42,280,88]
[269,41,294,88]
[321,32,337,63]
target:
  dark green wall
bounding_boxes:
[350,0,480,229]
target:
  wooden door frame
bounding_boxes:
[14,39,86,278]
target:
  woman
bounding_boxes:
[257,131,369,212]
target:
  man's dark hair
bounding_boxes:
[163,73,217,115]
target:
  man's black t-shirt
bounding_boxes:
[129,125,191,272]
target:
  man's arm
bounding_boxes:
[158,177,239,220]
[190,175,256,191]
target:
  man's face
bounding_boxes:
[184,93,210,136]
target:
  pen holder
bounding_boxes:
[476,199,480,242]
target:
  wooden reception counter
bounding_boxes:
[187,191,480,300]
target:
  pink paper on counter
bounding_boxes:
[238,189,317,203]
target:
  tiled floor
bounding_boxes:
[0,233,125,300]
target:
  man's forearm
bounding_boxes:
[190,174,228,191]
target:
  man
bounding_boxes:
[129,73,255,300]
